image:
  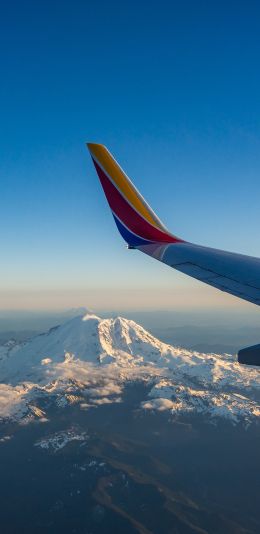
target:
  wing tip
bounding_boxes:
[86,142,106,154]
[87,142,183,245]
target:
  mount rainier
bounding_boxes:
[0,312,259,425]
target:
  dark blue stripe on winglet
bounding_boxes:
[112,214,153,246]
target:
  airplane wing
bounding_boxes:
[87,143,260,365]
[139,242,260,306]
[87,142,260,308]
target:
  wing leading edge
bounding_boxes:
[87,143,260,307]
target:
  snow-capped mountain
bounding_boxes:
[0,313,259,425]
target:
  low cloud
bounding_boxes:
[142,398,176,412]
[91,397,122,406]
[86,383,122,397]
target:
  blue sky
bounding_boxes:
[1,0,260,314]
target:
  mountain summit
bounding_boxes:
[0,313,259,424]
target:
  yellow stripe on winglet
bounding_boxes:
[87,143,166,231]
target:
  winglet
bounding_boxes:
[87,143,183,247]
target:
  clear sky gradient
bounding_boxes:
[1,1,260,314]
